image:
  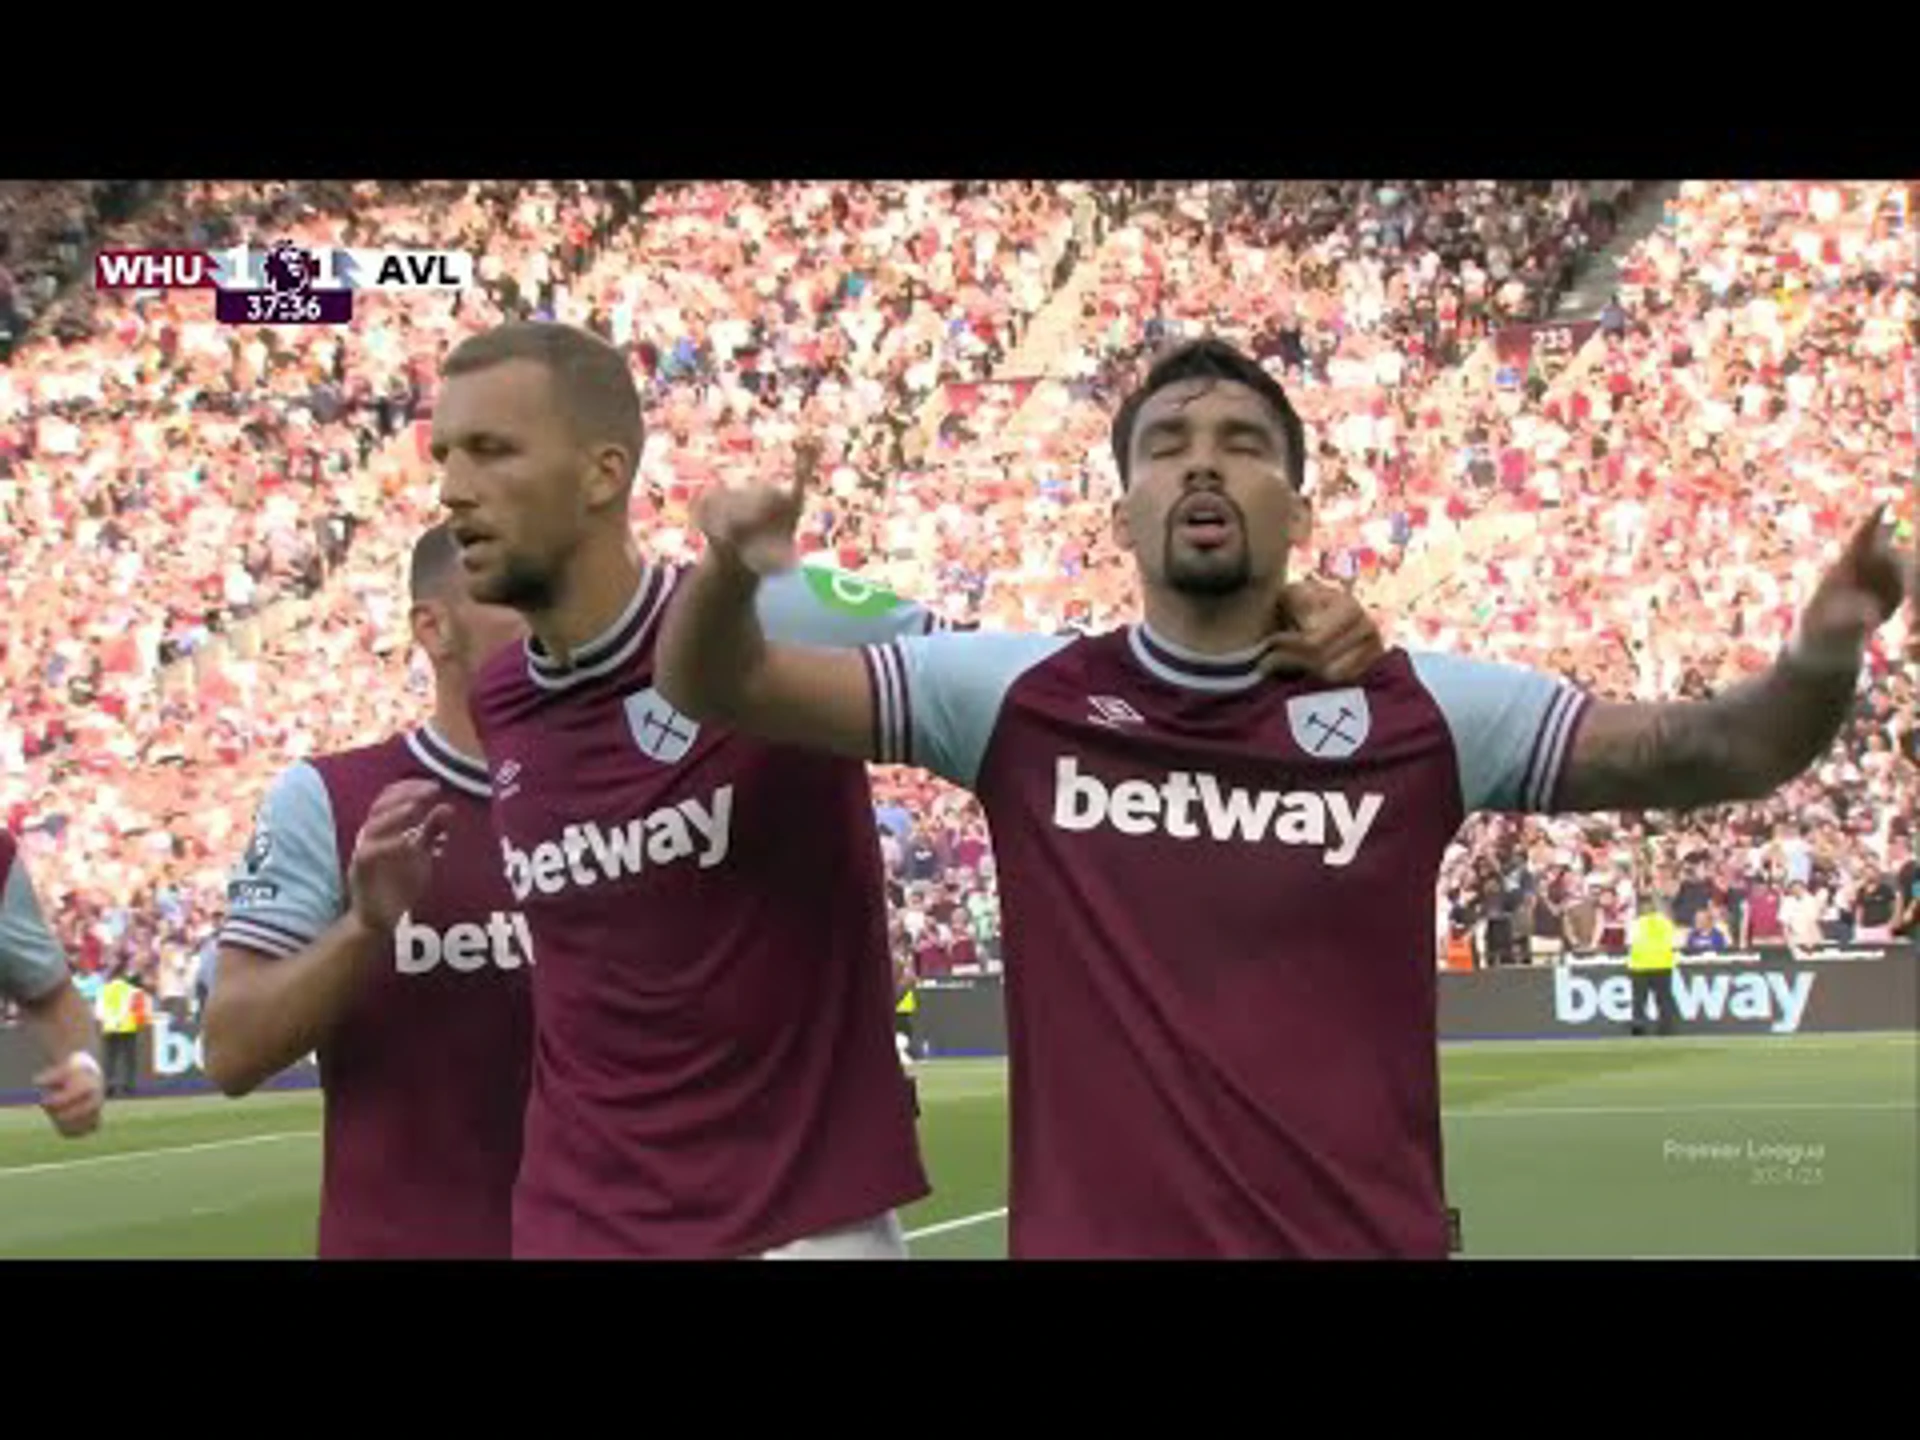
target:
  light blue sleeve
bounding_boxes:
[756,563,943,649]
[0,852,68,1002]
[216,762,346,960]
[1408,650,1595,815]
[860,630,1073,790]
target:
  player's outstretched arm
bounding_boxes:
[1557,508,1907,812]
[656,441,898,761]
[206,773,452,1096]
[657,529,886,763]
[661,537,1065,789]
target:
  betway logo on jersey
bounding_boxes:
[501,786,734,900]
[1051,757,1383,868]
[396,912,535,975]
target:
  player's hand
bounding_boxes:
[34,1053,103,1139]
[1256,580,1387,684]
[694,436,820,577]
[1793,506,1905,666]
[347,779,453,936]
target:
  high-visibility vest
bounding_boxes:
[99,979,138,1034]
[1628,914,1678,973]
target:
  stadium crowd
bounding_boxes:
[865,179,1915,976]
[0,180,644,1009]
[0,177,1912,1020]
[1416,180,1917,966]
[0,184,163,360]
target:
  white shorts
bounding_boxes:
[757,1211,907,1260]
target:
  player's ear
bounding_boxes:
[1286,484,1314,553]
[582,444,629,512]
[409,599,451,663]
[1110,488,1137,556]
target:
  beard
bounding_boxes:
[467,549,558,614]
[1161,496,1253,596]
[1165,548,1252,595]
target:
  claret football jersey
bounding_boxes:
[472,563,939,1259]
[859,621,1592,1258]
[219,725,533,1258]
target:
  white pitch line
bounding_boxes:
[0,1130,314,1178]
[906,1207,1008,1241]
[2,1098,1905,1187]
[1445,1100,1915,1120]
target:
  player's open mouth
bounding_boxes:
[451,525,496,558]
[1174,497,1236,548]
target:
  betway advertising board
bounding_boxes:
[1438,946,1917,1040]
[907,947,1916,1058]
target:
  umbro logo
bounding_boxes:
[494,759,523,800]
[1087,695,1146,729]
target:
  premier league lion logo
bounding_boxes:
[243,825,273,874]
[261,240,315,295]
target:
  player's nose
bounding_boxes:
[1179,463,1227,493]
[438,460,475,514]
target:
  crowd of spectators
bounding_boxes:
[862,179,1915,976]
[0,180,1092,1002]
[0,183,164,359]
[1,181,643,1005]
[1416,180,1917,967]
[0,178,1911,1014]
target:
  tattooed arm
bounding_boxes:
[1558,507,1904,814]
[1556,659,1860,812]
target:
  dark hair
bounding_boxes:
[409,521,464,603]
[441,321,645,487]
[1109,337,1306,492]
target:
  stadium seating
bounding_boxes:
[0,178,1911,1007]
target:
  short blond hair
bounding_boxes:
[442,321,643,487]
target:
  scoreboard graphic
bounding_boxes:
[94,240,475,326]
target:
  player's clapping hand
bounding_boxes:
[34,1053,103,1139]
[1257,580,1388,685]
[694,436,821,577]
[348,779,454,935]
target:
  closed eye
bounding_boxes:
[1219,420,1275,455]
[431,434,518,463]
[1139,419,1187,459]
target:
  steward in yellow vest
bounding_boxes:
[1627,901,1677,1037]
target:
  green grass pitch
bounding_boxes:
[1,1034,1913,1259]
